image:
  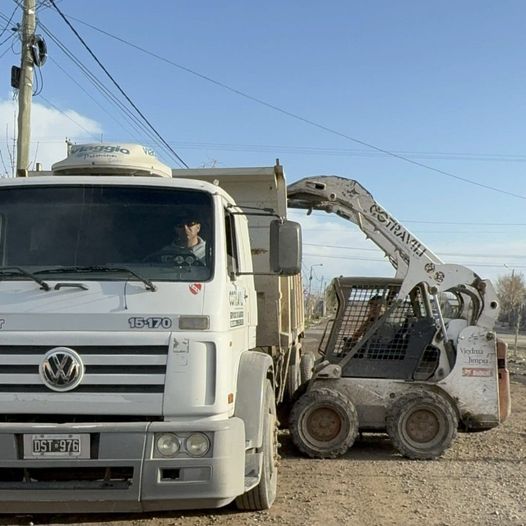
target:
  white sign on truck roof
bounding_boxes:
[51,143,172,178]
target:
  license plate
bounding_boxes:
[23,433,90,459]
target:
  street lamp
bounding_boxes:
[308,263,323,297]
[307,264,323,319]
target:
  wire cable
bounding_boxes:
[288,210,526,227]
[38,21,181,165]
[33,60,44,96]
[62,13,526,200]
[0,24,18,48]
[37,94,102,140]
[302,252,526,270]
[0,31,17,57]
[0,3,18,40]
[47,55,146,146]
[38,22,176,162]
[48,0,188,168]
[121,138,526,163]
[303,242,526,259]
[300,227,521,234]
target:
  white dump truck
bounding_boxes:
[0,144,305,513]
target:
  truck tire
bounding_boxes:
[236,380,278,510]
[299,352,315,384]
[289,387,358,459]
[386,391,458,460]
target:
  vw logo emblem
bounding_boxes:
[39,347,85,392]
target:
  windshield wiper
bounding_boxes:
[35,265,157,292]
[0,266,51,291]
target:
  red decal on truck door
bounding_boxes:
[189,283,202,295]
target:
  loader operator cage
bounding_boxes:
[324,277,442,381]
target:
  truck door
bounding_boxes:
[224,210,256,349]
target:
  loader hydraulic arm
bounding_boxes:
[287,176,499,330]
[287,176,442,278]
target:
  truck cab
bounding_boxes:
[0,144,301,513]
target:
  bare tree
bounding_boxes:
[496,271,526,356]
[496,272,525,321]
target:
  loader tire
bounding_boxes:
[386,391,458,460]
[290,387,358,459]
[236,380,278,510]
[299,352,315,385]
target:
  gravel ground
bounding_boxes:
[2,332,525,526]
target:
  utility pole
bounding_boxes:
[16,0,36,177]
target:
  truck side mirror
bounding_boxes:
[270,219,302,275]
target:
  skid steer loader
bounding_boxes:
[287,176,511,459]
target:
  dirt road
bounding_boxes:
[3,330,526,526]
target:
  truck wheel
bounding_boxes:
[386,391,458,460]
[290,387,358,459]
[236,380,278,510]
[299,352,315,384]
[285,346,301,399]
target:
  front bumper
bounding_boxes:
[0,417,245,513]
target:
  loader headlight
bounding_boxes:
[155,433,180,457]
[185,433,210,457]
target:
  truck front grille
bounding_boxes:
[0,345,168,394]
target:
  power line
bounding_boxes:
[39,2,185,165]
[15,136,526,166]
[302,252,526,270]
[0,8,167,156]
[288,209,526,226]
[290,212,526,228]
[301,228,522,234]
[115,139,526,164]
[47,0,188,168]
[303,242,526,259]
[37,21,177,162]
[0,31,18,57]
[296,219,526,226]
[47,55,147,145]
[38,94,101,140]
[60,13,526,201]
[397,220,526,226]
[0,3,18,40]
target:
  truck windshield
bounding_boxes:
[0,185,213,282]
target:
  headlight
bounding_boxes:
[185,433,210,457]
[156,433,180,457]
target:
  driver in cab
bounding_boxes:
[159,216,206,263]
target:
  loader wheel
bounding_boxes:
[299,352,315,385]
[236,380,278,510]
[290,387,358,459]
[386,391,458,460]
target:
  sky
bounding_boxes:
[0,0,525,290]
